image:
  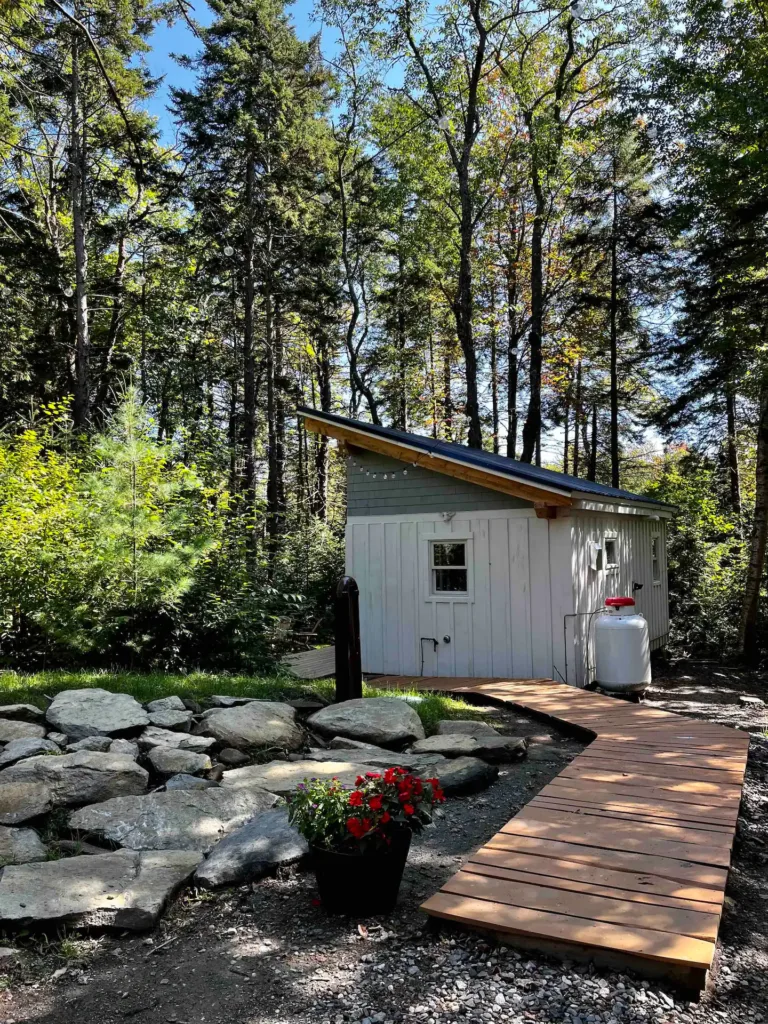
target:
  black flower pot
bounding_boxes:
[312,829,412,916]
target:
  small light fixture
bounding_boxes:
[372,473,377,479]
[403,469,408,476]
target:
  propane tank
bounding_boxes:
[593,597,651,693]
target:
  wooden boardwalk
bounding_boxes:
[373,676,749,992]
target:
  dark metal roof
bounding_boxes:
[298,407,675,509]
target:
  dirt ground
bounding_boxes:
[2,668,768,1024]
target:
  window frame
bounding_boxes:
[603,532,619,572]
[423,534,474,602]
[429,539,468,596]
[651,533,662,585]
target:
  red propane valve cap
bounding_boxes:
[605,597,635,607]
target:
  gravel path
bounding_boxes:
[3,674,767,1024]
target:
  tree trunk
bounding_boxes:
[563,387,570,474]
[70,31,90,429]
[312,331,332,520]
[266,296,285,557]
[506,242,520,460]
[395,233,408,430]
[587,402,598,482]
[609,164,620,488]
[741,383,768,664]
[573,357,582,477]
[489,279,499,453]
[726,387,741,517]
[242,154,259,539]
[521,150,544,463]
[442,343,453,441]
[454,184,482,448]
[94,231,129,420]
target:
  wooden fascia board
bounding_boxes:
[572,497,676,518]
[302,414,572,508]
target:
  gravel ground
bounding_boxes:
[2,671,767,1024]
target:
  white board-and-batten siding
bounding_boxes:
[347,510,554,680]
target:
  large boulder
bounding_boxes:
[0,826,47,865]
[148,709,192,731]
[69,786,278,853]
[195,702,303,752]
[0,738,61,769]
[0,704,45,723]
[195,808,307,889]
[0,752,148,807]
[146,696,187,714]
[308,698,425,749]
[165,774,219,792]
[147,747,212,777]
[431,755,499,795]
[409,733,527,763]
[435,719,499,737]
[46,689,149,740]
[0,720,46,743]
[66,736,112,753]
[221,758,377,797]
[0,782,52,824]
[0,850,201,931]
[137,727,215,752]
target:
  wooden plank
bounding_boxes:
[442,870,720,941]
[584,743,747,773]
[485,833,729,889]
[500,814,733,867]
[530,798,736,836]
[421,893,716,971]
[546,775,742,809]
[570,756,743,786]
[280,646,336,680]
[558,765,743,800]
[539,784,739,822]
[466,847,725,905]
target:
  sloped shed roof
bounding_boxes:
[299,407,675,512]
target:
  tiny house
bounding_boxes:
[300,408,674,687]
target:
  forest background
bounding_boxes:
[0,0,766,674]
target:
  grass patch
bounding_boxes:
[0,670,488,736]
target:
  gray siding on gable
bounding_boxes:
[347,447,531,516]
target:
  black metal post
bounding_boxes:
[334,575,362,702]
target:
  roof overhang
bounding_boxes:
[300,409,573,508]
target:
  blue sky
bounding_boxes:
[144,0,321,140]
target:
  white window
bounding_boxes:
[651,534,661,584]
[430,541,468,595]
[603,534,619,571]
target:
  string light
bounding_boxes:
[223,245,234,257]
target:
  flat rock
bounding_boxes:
[195,808,308,888]
[147,747,212,777]
[327,736,400,755]
[432,756,499,795]
[209,695,261,708]
[47,732,68,747]
[66,735,112,753]
[409,733,527,762]
[195,702,303,752]
[740,695,765,707]
[221,759,377,797]
[148,709,192,731]
[137,727,215,752]
[0,738,61,769]
[304,749,414,769]
[0,720,46,743]
[218,748,249,767]
[165,774,220,792]
[435,719,499,737]
[0,704,45,722]
[46,689,149,740]
[0,826,47,865]
[109,738,139,758]
[0,752,148,807]
[0,782,53,824]
[308,698,425,749]
[0,849,201,931]
[69,786,278,853]
[146,696,187,713]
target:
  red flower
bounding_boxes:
[348,790,364,807]
[433,786,445,803]
[361,817,373,832]
[368,794,383,811]
[365,772,381,780]
[355,776,364,786]
[347,816,364,838]
[403,803,415,816]
[384,768,397,784]
[381,811,391,824]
